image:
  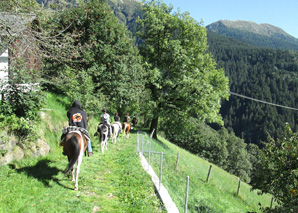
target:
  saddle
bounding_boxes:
[60,126,90,146]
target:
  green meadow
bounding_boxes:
[0,93,272,212]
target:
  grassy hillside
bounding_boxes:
[0,93,163,212]
[0,93,273,212]
[140,133,273,212]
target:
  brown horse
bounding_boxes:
[122,122,131,139]
[60,131,87,190]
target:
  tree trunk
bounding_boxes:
[149,116,158,139]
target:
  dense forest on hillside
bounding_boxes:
[207,31,298,145]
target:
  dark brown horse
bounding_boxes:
[60,131,87,190]
[132,117,138,128]
[122,122,131,139]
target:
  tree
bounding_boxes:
[44,0,146,113]
[0,0,83,140]
[250,123,298,212]
[137,0,229,138]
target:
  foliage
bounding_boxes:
[0,62,45,141]
[208,31,298,146]
[159,116,253,182]
[43,0,146,114]
[0,114,37,141]
[0,0,40,13]
[137,0,229,138]
[57,66,104,116]
[250,123,298,212]
[218,128,252,182]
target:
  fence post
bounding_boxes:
[141,136,144,154]
[159,152,163,190]
[237,177,241,195]
[136,131,139,153]
[148,140,151,170]
[206,165,212,183]
[270,197,274,209]
[150,128,155,138]
[184,176,189,213]
[175,151,180,170]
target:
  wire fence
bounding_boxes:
[136,131,222,213]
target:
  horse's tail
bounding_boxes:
[64,135,80,174]
[123,123,128,135]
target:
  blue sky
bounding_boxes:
[161,0,298,39]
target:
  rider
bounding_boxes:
[100,109,112,137]
[66,100,93,157]
[114,112,122,133]
[124,113,130,123]
[114,112,120,122]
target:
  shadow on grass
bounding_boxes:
[13,159,72,189]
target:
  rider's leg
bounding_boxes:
[87,139,93,156]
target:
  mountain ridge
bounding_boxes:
[206,20,298,51]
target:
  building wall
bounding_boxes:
[0,49,8,82]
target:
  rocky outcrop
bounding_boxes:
[0,135,50,166]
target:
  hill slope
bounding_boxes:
[206,20,298,51]
[0,93,274,212]
[207,31,298,145]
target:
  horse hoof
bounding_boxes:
[74,187,78,191]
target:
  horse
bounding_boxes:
[122,122,131,139]
[95,123,109,153]
[132,117,138,128]
[111,122,121,144]
[60,130,87,191]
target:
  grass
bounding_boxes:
[0,93,164,212]
[0,93,273,212]
[139,132,274,212]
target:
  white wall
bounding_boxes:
[0,49,8,82]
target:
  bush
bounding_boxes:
[0,114,37,142]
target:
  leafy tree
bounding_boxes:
[137,0,229,138]
[250,123,298,212]
[218,128,252,182]
[44,0,146,114]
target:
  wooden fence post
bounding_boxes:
[237,177,241,195]
[184,176,190,213]
[175,152,180,170]
[206,165,212,183]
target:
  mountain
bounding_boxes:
[206,20,298,52]
[106,0,143,36]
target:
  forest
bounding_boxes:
[207,31,298,146]
[1,0,298,211]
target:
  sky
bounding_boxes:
[161,0,298,39]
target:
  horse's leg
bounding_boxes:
[114,130,117,144]
[74,138,84,191]
[71,167,75,181]
[101,141,104,153]
[112,127,116,144]
[105,134,108,150]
